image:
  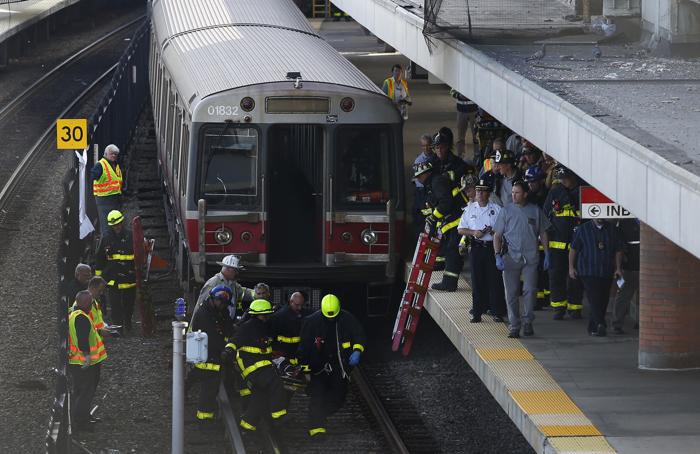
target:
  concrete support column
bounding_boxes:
[639,223,700,369]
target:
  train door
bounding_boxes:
[267,125,324,263]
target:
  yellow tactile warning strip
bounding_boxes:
[411,262,617,453]
[549,436,616,453]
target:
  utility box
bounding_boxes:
[186,331,208,363]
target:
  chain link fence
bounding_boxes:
[45,20,150,454]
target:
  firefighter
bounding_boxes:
[524,166,550,310]
[544,165,584,320]
[196,255,254,318]
[189,285,234,422]
[91,144,123,235]
[94,210,136,333]
[414,161,468,291]
[298,294,365,437]
[68,291,107,432]
[228,299,288,432]
[270,291,312,365]
[433,129,469,183]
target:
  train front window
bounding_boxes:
[200,126,258,208]
[335,126,391,208]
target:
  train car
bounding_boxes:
[148,0,405,304]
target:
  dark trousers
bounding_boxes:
[469,241,506,317]
[307,368,349,429]
[580,276,613,333]
[548,249,583,311]
[69,363,101,427]
[94,194,121,236]
[413,186,428,243]
[240,367,287,428]
[192,368,220,419]
[108,286,135,330]
[536,249,550,309]
[439,228,463,289]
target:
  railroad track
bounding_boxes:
[0,16,144,216]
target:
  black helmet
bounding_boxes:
[554,164,575,179]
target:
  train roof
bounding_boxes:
[151,0,383,108]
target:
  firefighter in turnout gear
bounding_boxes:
[298,295,366,437]
[229,299,288,432]
[188,285,234,421]
[94,210,136,333]
[414,161,468,291]
[544,165,584,320]
[270,291,312,365]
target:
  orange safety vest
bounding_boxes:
[383,77,409,101]
[68,310,107,366]
[93,158,123,197]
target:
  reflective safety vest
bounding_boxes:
[383,77,409,101]
[68,310,107,366]
[93,158,122,197]
[71,299,106,330]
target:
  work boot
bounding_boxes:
[431,281,457,292]
[523,323,534,336]
[432,261,445,271]
[568,309,582,319]
[507,329,520,338]
[470,314,482,323]
[552,308,566,320]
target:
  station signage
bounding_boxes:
[56,118,87,150]
[580,186,634,219]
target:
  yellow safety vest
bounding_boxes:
[383,77,409,101]
[68,310,107,366]
[93,158,122,197]
[71,300,105,331]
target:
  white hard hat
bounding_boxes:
[216,255,244,269]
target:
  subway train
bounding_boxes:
[148,0,405,306]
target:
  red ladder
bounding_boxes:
[391,231,442,356]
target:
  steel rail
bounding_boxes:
[0,15,145,124]
[353,367,410,454]
[0,63,117,213]
[217,383,248,454]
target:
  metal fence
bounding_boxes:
[45,20,150,454]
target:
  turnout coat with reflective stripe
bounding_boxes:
[68,310,107,366]
[297,310,366,374]
[544,184,581,245]
[230,317,274,379]
[426,173,468,234]
[269,304,313,360]
[94,228,136,289]
[190,302,233,371]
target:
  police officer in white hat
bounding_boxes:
[195,255,254,318]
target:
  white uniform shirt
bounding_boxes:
[458,201,501,241]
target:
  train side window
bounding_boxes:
[160,78,168,142]
[154,65,162,130]
[180,124,189,196]
[199,125,258,208]
[334,126,392,208]
[173,107,182,179]
[166,91,176,163]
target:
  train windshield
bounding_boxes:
[335,126,392,208]
[199,126,258,208]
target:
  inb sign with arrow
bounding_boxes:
[580,186,634,219]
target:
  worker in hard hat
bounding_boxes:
[92,144,123,235]
[196,255,254,318]
[297,294,366,437]
[189,285,234,422]
[94,209,136,333]
[227,299,288,432]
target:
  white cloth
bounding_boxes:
[458,201,501,241]
[75,150,95,239]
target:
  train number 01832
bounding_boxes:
[207,105,239,116]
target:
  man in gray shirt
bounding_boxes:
[493,181,550,338]
[493,149,522,208]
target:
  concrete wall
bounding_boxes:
[642,0,700,43]
[332,0,700,260]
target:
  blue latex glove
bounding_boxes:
[495,254,505,271]
[349,350,361,366]
[543,252,550,271]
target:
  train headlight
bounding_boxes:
[340,97,355,112]
[214,227,233,245]
[240,231,253,242]
[240,97,255,112]
[341,231,352,243]
[360,229,377,246]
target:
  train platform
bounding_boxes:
[0,0,80,43]
[411,267,700,454]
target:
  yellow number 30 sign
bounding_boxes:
[56,118,87,150]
